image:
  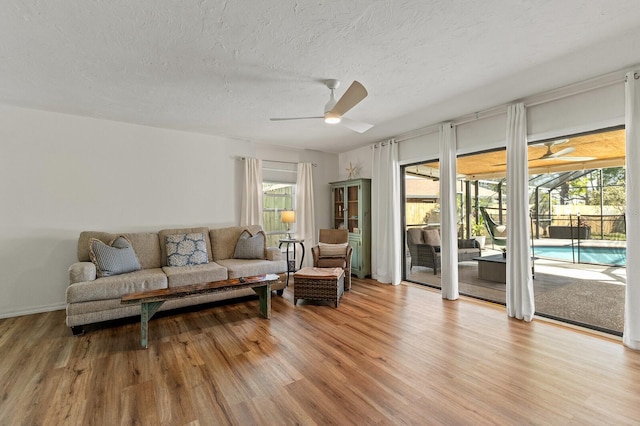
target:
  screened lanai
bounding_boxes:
[417,127,626,245]
[403,127,627,335]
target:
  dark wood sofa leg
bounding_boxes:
[71,326,85,336]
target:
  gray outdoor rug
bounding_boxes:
[408,265,625,334]
[534,278,624,333]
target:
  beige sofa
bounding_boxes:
[66,225,287,335]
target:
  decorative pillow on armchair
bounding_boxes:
[165,233,209,267]
[233,230,266,259]
[89,236,141,277]
[318,242,348,257]
[422,229,441,246]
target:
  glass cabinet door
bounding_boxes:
[347,184,359,233]
[333,186,345,229]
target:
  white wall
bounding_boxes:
[0,105,338,317]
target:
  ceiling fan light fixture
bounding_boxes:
[324,112,341,124]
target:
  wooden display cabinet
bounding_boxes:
[330,178,371,278]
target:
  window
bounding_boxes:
[262,182,295,248]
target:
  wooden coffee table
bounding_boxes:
[121,274,279,348]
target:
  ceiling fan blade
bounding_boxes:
[544,146,575,159]
[329,81,368,117]
[532,138,569,147]
[552,156,596,162]
[340,117,373,133]
[270,116,323,121]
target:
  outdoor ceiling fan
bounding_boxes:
[530,139,595,162]
[270,79,373,133]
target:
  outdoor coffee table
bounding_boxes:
[121,274,279,348]
[474,254,507,283]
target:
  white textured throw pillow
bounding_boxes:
[318,242,348,257]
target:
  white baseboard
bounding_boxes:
[0,303,66,319]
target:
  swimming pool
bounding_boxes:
[532,245,626,266]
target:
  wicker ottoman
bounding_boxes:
[293,267,345,307]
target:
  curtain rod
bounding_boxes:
[238,157,317,167]
[392,67,630,144]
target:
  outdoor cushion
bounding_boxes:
[423,229,441,246]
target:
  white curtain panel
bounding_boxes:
[371,140,402,284]
[296,163,316,267]
[439,123,459,300]
[506,103,535,321]
[240,157,263,227]
[624,71,640,350]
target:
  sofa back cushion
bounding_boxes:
[210,225,263,261]
[78,231,162,269]
[158,227,213,267]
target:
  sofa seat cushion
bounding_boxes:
[162,263,228,288]
[216,258,287,279]
[66,268,168,304]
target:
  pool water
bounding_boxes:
[532,245,626,266]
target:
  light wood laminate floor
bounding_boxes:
[1,277,639,425]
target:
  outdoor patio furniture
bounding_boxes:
[480,207,507,248]
[406,228,482,275]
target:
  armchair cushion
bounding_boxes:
[318,242,348,257]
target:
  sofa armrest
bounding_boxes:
[69,262,96,284]
[266,247,284,261]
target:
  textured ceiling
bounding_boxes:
[2,1,640,153]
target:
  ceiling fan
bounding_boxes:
[270,79,373,133]
[530,139,595,162]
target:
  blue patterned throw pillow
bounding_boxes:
[89,236,141,277]
[166,233,209,267]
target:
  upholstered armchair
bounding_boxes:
[406,227,442,275]
[311,229,353,290]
